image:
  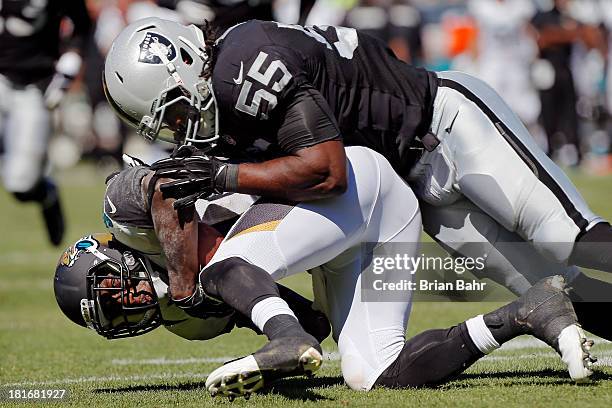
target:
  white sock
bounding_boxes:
[250,296,297,332]
[465,314,500,354]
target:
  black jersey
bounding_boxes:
[0,0,91,85]
[211,20,438,176]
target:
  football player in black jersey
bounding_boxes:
[104,18,612,280]
[0,0,92,246]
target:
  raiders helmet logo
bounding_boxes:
[138,32,177,65]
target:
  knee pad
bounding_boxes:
[531,219,579,264]
[341,352,373,391]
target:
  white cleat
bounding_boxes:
[558,324,596,382]
[206,346,322,399]
[206,355,264,399]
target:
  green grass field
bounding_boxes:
[1,164,612,407]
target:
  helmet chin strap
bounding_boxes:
[80,299,97,331]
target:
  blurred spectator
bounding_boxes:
[305,0,356,26]
[438,7,477,71]
[0,0,92,246]
[531,0,584,165]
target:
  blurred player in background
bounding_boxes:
[0,0,92,246]
[82,0,180,166]
[174,0,275,31]
[342,0,423,64]
[468,0,541,138]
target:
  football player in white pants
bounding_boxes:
[408,71,612,329]
[410,71,603,266]
[0,0,92,246]
[54,145,589,398]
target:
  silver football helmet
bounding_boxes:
[103,17,219,147]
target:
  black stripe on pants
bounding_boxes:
[438,78,589,231]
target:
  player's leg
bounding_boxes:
[2,82,64,245]
[204,146,413,396]
[203,145,419,343]
[421,199,612,341]
[375,275,594,388]
[310,167,423,390]
[311,252,414,391]
[423,71,611,271]
[204,146,419,279]
[421,199,579,294]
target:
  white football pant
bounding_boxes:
[409,71,603,265]
[0,74,51,193]
[207,146,422,391]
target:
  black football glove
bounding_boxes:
[170,283,235,319]
[150,145,238,211]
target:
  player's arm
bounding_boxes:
[157,88,348,203]
[45,0,93,109]
[146,174,331,340]
[234,87,348,201]
[234,141,347,201]
[148,174,200,301]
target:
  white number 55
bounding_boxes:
[235,51,292,119]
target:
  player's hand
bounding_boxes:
[151,145,230,210]
[44,51,82,109]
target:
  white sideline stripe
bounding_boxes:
[2,372,209,387]
[110,351,342,366]
[4,351,611,387]
[107,338,611,366]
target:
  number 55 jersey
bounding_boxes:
[211,20,438,177]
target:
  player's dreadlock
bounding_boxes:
[199,20,219,81]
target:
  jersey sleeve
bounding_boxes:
[104,166,153,229]
[275,85,341,153]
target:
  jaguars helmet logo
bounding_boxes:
[138,32,177,65]
[59,233,113,267]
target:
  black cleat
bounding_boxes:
[513,275,595,381]
[41,180,65,246]
[206,336,322,398]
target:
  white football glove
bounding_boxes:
[44,51,82,109]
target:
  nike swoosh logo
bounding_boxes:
[233,62,244,84]
[106,197,117,214]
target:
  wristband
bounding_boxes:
[214,163,239,192]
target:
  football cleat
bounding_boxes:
[41,180,65,246]
[513,275,595,381]
[206,337,323,399]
